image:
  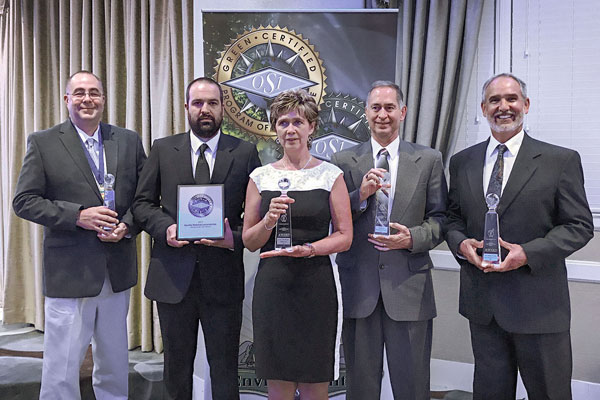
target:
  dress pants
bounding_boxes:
[470,318,572,400]
[342,295,432,400]
[40,274,130,400]
[157,263,242,400]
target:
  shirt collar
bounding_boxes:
[487,129,524,158]
[190,130,221,154]
[73,121,101,144]
[371,135,400,160]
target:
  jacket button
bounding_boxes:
[379,264,385,270]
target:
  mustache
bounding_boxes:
[198,113,215,121]
[493,111,515,117]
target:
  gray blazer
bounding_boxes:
[445,133,594,333]
[331,139,447,321]
[13,119,147,298]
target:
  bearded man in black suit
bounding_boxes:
[132,77,260,400]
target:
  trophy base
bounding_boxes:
[102,223,117,232]
[373,226,389,236]
[275,238,292,250]
[482,253,501,268]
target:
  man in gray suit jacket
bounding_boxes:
[331,81,447,399]
[445,73,593,399]
[13,71,146,399]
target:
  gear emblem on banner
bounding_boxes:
[311,93,371,161]
[214,26,327,139]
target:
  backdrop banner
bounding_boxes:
[202,10,397,398]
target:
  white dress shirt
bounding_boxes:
[483,130,525,196]
[371,135,400,208]
[359,136,401,213]
[190,130,220,179]
[75,124,106,187]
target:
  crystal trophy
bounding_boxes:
[274,177,292,250]
[482,193,501,266]
[373,171,391,235]
[103,174,116,210]
[103,173,116,231]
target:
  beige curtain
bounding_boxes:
[0,0,193,352]
[396,0,484,160]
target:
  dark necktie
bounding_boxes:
[375,148,390,226]
[195,143,210,184]
[486,144,507,198]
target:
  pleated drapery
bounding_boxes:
[1,0,485,355]
[395,0,484,161]
[0,0,193,352]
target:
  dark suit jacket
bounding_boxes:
[331,140,447,321]
[13,119,147,298]
[132,132,260,304]
[445,133,594,334]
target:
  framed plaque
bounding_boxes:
[177,184,225,240]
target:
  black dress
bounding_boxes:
[250,162,343,383]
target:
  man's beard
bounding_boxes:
[487,111,524,134]
[190,114,222,139]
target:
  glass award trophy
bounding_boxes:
[373,171,391,235]
[482,193,501,266]
[275,177,292,250]
[103,173,116,211]
[103,174,116,231]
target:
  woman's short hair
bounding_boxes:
[269,89,319,132]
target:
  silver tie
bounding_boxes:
[374,148,390,229]
[86,138,99,168]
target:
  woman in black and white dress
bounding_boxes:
[243,89,352,400]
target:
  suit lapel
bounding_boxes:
[390,141,420,221]
[172,132,194,184]
[58,120,102,200]
[464,140,488,213]
[498,134,539,216]
[101,123,118,178]
[349,141,373,189]
[211,135,234,184]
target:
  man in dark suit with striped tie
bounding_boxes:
[445,73,594,399]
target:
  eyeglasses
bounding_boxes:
[66,90,104,100]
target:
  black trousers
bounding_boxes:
[470,318,572,400]
[157,264,242,400]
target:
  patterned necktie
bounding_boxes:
[486,144,507,198]
[195,143,210,184]
[86,138,99,168]
[376,147,389,171]
[375,148,390,229]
